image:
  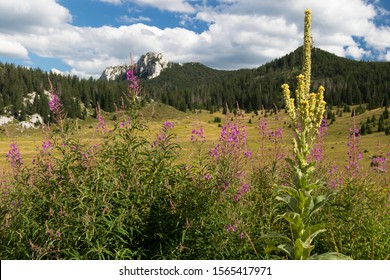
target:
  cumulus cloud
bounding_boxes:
[98,0,195,13]
[0,0,389,78]
[0,0,72,34]
[134,0,195,13]
[0,37,29,58]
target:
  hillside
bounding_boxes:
[0,47,389,124]
[141,47,390,112]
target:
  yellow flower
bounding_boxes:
[303,9,312,96]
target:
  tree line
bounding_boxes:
[1,47,390,123]
[0,63,128,122]
[142,47,390,113]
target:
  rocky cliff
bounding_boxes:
[99,52,169,81]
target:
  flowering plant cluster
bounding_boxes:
[264,10,351,260]
[1,11,388,261]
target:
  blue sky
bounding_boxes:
[0,0,389,78]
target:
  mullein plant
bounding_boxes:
[264,10,351,260]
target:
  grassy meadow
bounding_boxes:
[1,102,389,170]
[0,99,389,260]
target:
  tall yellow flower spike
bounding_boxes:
[281,9,326,173]
[303,9,312,97]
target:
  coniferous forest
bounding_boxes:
[1,46,390,123]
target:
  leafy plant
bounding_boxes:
[262,10,351,260]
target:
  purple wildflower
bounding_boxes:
[222,181,229,191]
[234,183,249,201]
[48,93,62,115]
[204,174,211,181]
[327,166,344,189]
[226,224,236,233]
[163,121,174,130]
[42,141,52,150]
[126,68,139,91]
[190,127,205,142]
[6,142,23,169]
[371,156,387,172]
[96,110,107,131]
[309,119,327,164]
[244,150,252,158]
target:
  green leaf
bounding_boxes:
[275,195,299,213]
[279,212,304,237]
[303,228,326,246]
[260,233,292,242]
[294,238,314,260]
[309,252,353,260]
[310,192,335,217]
[285,157,296,168]
[277,244,294,259]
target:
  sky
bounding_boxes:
[0,0,389,79]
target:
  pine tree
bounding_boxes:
[360,123,366,135]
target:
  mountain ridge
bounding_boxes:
[0,47,389,125]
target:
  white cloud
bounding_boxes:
[0,36,29,58]
[98,0,123,4]
[98,0,195,13]
[384,51,390,61]
[117,15,151,23]
[134,0,195,13]
[0,0,71,34]
[0,0,389,78]
[345,45,371,60]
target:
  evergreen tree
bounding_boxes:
[360,123,366,135]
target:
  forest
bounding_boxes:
[1,46,390,123]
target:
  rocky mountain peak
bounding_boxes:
[99,64,130,81]
[99,52,169,81]
[137,52,169,80]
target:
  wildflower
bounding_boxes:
[222,181,229,191]
[371,156,386,172]
[309,118,327,163]
[153,133,166,147]
[190,127,205,142]
[42,141,52,150]
[204,174,211,181]
[234,183,249,201]
[240,232,244,239]
[327,165,343,189]
[244,150,252,158]
[48,92,62,115]
[96,109,107,131]
[226,224,236,233]
[163,121,174,130]
[6,142,23,169]
[126,68,139,90]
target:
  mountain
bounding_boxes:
[99,52,169,81]
[139,47,390,112]
[137,52,169,79]
[1,47,389,125]
[99,64,130,81]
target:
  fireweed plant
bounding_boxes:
[264,10,351,260]
[0,61,184,259]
